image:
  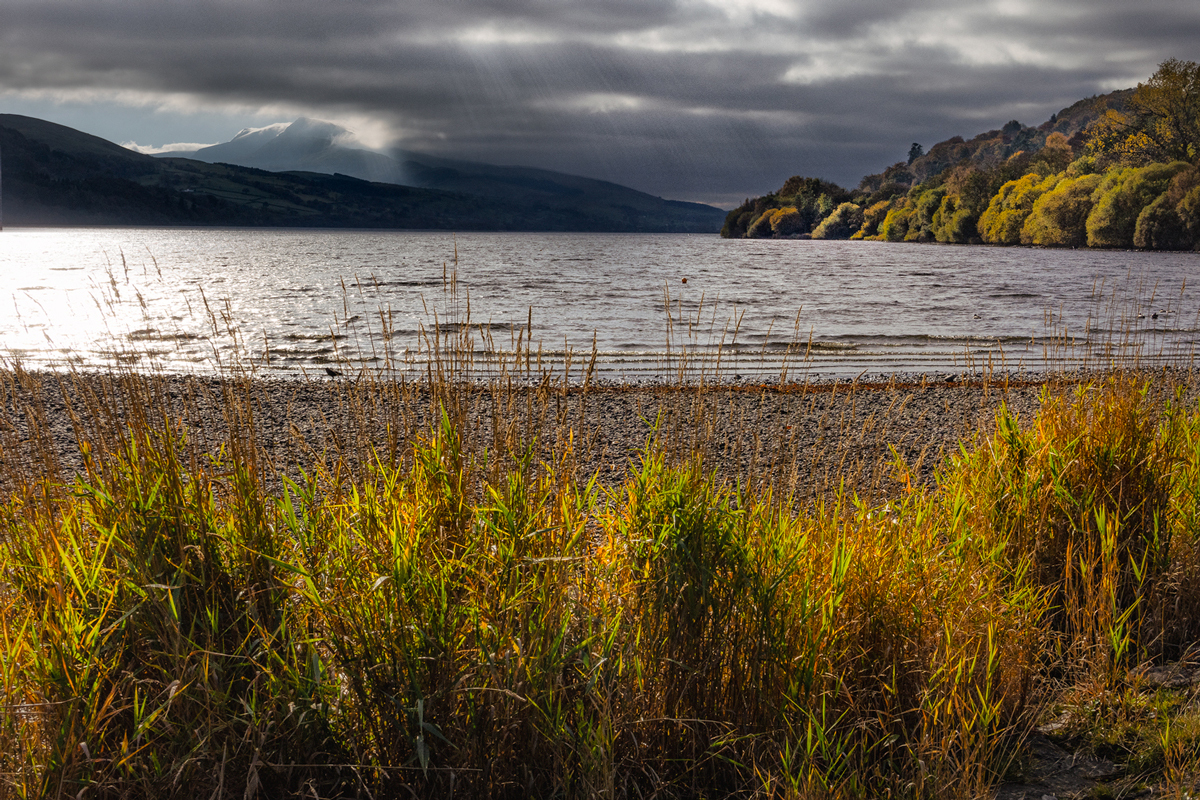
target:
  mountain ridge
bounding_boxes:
[0,114,724,232]
[170,117,719,224]
[859,89,1131,192]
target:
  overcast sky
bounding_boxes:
[1,1,1197,207]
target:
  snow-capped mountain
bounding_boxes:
[184,118,405,184]
[148,117,724,228]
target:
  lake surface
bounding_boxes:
[2,228,1199,381]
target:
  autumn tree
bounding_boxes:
[1086,161,1191,248]
[977,173,1061,245]
[771,206,807,236]
[1022,173,1102,247]
[811,202,864,239]
[1087,58,1200,165]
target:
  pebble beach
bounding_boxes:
[0,369,1072,496]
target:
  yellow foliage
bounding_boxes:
[770,206,806,236]
[1021,173,1102,247]
[977,173,1062,244]
[1086,58,1200,164]
[878,202,912,241]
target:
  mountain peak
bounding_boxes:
[278,117,347,143]
[230,122,289,142]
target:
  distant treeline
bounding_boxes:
[723,59,1200,250]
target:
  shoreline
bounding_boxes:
[3,366,1153,496]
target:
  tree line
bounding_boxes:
[722,59,1200,250]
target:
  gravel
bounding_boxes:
[17,364,1200,497]
[1,368,1080,499]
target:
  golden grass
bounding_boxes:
[2,363,1200,799]
[3,265,1200,799]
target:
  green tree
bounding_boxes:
[816,193,835,218]
[904,186,947,242]
[852,199,895,239]
[721,208,753,238]
[1086,161,1191,248]
[1021,173,1102,247]
[977,173,1061,245]
[1133,166,1199,250]
[930,195,980,243]
[1177,177,1200,246]
[924,165,994,243]
[811,202,864,239]
[1133,193,1189,249]
[746,211,776,238]
[778,176,851,205]
[878,201,912,241]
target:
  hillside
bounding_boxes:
[176,118,726,232]
[185,119,407,183]
[860,89,1131,191]
[0,115,724,232]
[723,90,1135,240]
[719,73,1200,250]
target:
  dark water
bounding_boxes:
[3,228,1199,380]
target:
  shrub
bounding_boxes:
[811,202,864,239]
[878,201,912,241]
[1087,161,1191,248]
[1022,173,1102,246]
[978,172,1061,245]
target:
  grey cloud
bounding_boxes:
[1,0,1197,205]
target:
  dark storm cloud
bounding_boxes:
[2,0,1197,205]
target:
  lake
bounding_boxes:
[2,228,1198,381]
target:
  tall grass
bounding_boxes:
[4,258,1200,797]
[4,363,1200,798]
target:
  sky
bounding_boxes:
[1,1,1197,208]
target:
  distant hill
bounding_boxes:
[719,71,1200,251]
[722,87,1144,240]
[0,114,724,232]
[859,89,1132,191]
[174,118,726,232]
[184,119,408,184]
